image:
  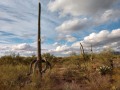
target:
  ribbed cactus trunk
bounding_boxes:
[90,44,93,61]
[37,2,42,78]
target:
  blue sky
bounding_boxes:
[0,0,120,56]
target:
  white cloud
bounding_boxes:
[72,29,120,52]
[57,34,77,42]
[0,0,60,45]
[1,28,119,57]
[49,0,120,34]
[65,35,77,42]
[55,45,70,52]
[95,9,120,24]
[56,9,120,33]
[48,44,73,56]
[56,18,90,33]
[48,0,118,16]
[0,0,120,57]
[0,0,38,43]
[0,42,54,57]
[12,43,36,51]
[47,29,120,55]
[53,42,61,46]
[0,43,37,56]
[41,36,46,43]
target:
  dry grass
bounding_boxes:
[0,52,120,90]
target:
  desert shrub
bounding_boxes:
[42,53,55,61]
[70,52,77,56]
[0,54,36,65]
[42,53,56,68]
[98,48,114,60]
[0,64,29,89]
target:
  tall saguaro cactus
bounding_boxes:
[90,44,93,61]
[37,2,42,78]
[27,2,51,80]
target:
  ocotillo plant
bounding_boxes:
[80,43,86,61]
[80,43,87,70]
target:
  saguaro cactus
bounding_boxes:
[27,1,42,78]
[37,2,42,78]
[90,44,94,61]
[27,1,51,78]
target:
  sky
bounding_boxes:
[0,0,120,57]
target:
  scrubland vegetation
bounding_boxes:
[0,50,120,90]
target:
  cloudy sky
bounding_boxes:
[0,0,120,56]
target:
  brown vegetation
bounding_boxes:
[0,50,120,90]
